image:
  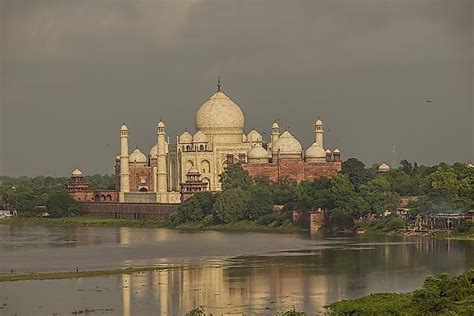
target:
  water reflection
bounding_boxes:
[1,236,472,315]
[0,225,472,315]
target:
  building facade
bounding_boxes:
[71,82,342,204]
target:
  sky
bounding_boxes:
[1,0,472,177]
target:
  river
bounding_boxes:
[0,225,472,315]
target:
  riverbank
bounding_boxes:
[0,216,306,234]
[358,219,474,241]
[325,269,474,315]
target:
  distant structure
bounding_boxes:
[71,81,342,204]
[65,169,117,203]
[377,162,391,175]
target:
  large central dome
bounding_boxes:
[195,91,245,143]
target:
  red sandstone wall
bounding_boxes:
[71,191,118,203]
[243,161,341,182]
[81,202,178,219]
[129,167,154,192]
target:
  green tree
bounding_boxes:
[428,165,460,199]
[246,184,273,219]
[174,191,215,223]
[212,188,249,224]
[219,164,253,191]
[271,176,298,205]
[360,177,400,215]
[46,190,79,217]
[328,174,368,229]
[341,158,373,188]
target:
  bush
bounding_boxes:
[256,213,278,226]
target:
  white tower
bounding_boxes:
[156,120,168,203]
[271,121,280,146]
[315,118,324,148]
[119,123,130,202]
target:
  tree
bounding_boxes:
[400,159,414,176]
[46,190,79,217]
[246,184,273,219]
[428,165,460,199]
[271,176,298,204]
[360,177,400,215]
[175,191,215,223]
[328,174,368,229]
[212,188,249,224]
[219,164,253,191]
[341,158,373,188]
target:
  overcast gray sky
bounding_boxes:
[1,0,472,177]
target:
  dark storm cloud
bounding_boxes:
[1,0,472,176]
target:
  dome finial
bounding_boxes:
[217,76,221,91]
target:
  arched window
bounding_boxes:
[106,194,112,201]
[199,144,204,151]
[139,187,148,192]
[201,160,211,173]
[202,177,210,190]
[185,160,194,173]
[186,145,191,151]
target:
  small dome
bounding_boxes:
[272,121,279,129]
[378,162,391,171]
[333,148,341,153]
[115,155,120,161]
[120,124,128,131]
[179,131,193,143]
[195,91,244,135]
[272,130,302,155]
[157,120,165,128]
[149,144,157,158]
[325,149,332,154]
[129,148,147,163]
[248,143,269,159]
[71,168,83,177]
[247,129,262,143]
[315,118,323,126]
[193,131,208,143]
[187,166,200,174]
[149,142,169,157]
[305,143,326,158]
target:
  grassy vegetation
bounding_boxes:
[326,269,474,315]
[0,266,170,283]
[0,216,306,234]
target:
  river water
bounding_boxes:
[0,225,472,315]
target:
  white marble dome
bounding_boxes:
[305,143,326,159]
[272,131,302,155]
[179,131,193,143]
[129,148,147,163]
[71,168,83,177]
[195,91,244,137]
[248,143,269,159]
[193,131,208,143]
[247,129,262,143]
[378,162,391,172]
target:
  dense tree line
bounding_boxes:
[0,174,115,217]
[172,159,473,230]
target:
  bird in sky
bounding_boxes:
[426,99,432,103]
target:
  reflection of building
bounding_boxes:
[71,81,342,206]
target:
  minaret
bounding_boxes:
[156,120,168,203]
[271,121,280,146]
[315,118,324,148]
[119,123,130,202]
